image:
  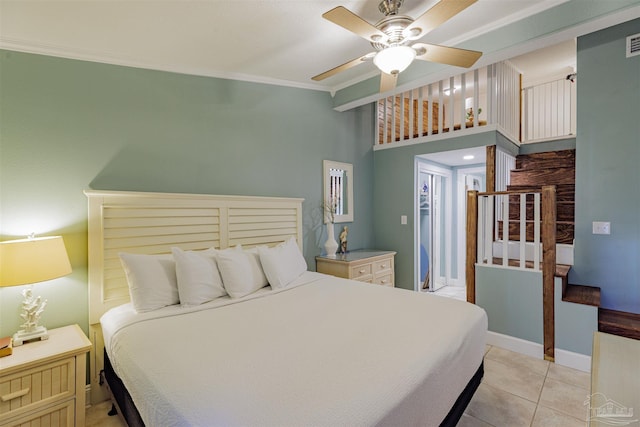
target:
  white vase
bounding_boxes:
[324,223,339,257]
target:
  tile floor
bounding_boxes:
[86,345,591,426]
[432,284,467,301]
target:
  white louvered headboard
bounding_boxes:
[85,190,304,324]
[85,190,304,403]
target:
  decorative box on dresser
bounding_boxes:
[316,249,396,287]
[0,325,91,427]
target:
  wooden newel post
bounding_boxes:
[542,185,557,361]
[466,190,478,304]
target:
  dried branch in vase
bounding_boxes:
[323,198,338,223]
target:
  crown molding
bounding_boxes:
[0,36,328,92]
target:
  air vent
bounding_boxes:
[627,33,640,58]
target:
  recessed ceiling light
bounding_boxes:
[463,155,475,160]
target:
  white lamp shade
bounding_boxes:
[0,236,72,287]
[374,46,416,75]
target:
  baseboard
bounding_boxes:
[86,385,91,408]
[486,331,591,372]
[486,331,544,359]
[555,348,592,372]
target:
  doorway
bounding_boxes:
[416,162,452,292]
[414,147,487,294]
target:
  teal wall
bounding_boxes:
[476,265,543,345]
[373,131,506,289]
[555,278,598,356]
[0,50,375,337]
[518,138,576,155]
[476,265,598,355]
[572,18,640,313]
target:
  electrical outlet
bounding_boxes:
[401,215,407,225]
[592,221,611,235]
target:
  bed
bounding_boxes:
[86,190,487,427]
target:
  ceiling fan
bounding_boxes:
[312,0,483,92]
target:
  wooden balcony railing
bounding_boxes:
[467,185,557,360]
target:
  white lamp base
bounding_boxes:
[13,326,49,346]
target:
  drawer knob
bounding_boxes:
[359,269,366,274]
[380,264,387,269]
[381,280,388,284]
[1,388,30,402]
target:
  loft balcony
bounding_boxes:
[375,60,576,149]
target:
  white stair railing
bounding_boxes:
[476,190,542,270]
[522,77,576,143]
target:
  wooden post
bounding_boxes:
[542,185,557,361]
[466,190,478,304]
[486,145,496,193]
[486,145,496,248]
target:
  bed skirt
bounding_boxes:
[103,349,483,427]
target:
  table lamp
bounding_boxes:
[0,235,72,346]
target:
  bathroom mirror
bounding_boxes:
[323,160,353,223]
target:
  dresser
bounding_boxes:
[316,250,396,287]
[0,325,91,427]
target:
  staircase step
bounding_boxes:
[564,284,601,306]
[498,221,574,244]
[510,167,575,186]
[599,308,640,340]
[516,149,576,170]
[491,259,572,274]
[488,261,599,307]
[507,184,575,202]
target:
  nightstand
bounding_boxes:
[316,249,396,287]
[0,325,91,427]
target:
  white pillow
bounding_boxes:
[216,246,268,298]
[258,237,307,289]
[119,252,179,313]
[172,247,227,306]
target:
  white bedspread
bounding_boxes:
[101,272,487,427]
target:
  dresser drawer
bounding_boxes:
[1,399,75,427]
[349,264,372,280]
[373,274,394,287]
[316,250,395,287]
[0,358,75,423]
[372,258,393,276]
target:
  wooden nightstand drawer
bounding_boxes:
[374,274,394,287]
[0,325,91,427]
[0,358,74,423]
[3,399,74,427]
[349,264,372,280]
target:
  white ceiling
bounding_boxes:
[418,146,487,167]
[0,0,576,92]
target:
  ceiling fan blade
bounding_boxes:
[312,53,375,81]
[413,43,482,68]
[323,6,388,44]
[380,72,398,93]
[406,0,477,40]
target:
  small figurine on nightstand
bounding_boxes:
[19,288,47,333]
[339,226,348,254]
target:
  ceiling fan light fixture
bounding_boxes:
[374,45,416,75]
